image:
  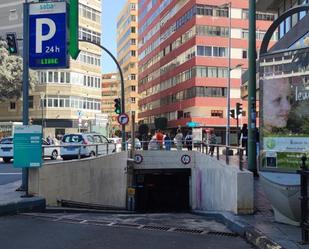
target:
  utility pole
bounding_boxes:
[248,0,257,174]
[20,0,30,194]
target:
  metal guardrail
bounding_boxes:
[130,140,245,171]
[41,142,117,160]
[297,155,309,244]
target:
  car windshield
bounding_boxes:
[62,134,83,143]
[0,137,13,144]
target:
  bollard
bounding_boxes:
[96,144,98,156]
[239,149,243,171]
[216,146,219,160]
[300,155,309,244]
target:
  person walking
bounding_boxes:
[174,129,183,151]
[155,129,164,149]
[185,131,193,151]
[164,133,172,151]
[208,130,216,156]
[241,124,248,156]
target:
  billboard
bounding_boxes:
[260,47,309,171]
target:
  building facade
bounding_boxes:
[116,0,139,133]
[0,0,102,139]
[101,73,121,136]
[138,0,275,143]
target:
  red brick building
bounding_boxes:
[138,0,275,143]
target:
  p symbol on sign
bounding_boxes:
[36,18,56,53]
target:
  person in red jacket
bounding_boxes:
[155,130,164,149]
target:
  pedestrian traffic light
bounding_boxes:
[6,33,18,55]
[114,98,121,114]
[236,102,243,116]
[230,109,236,118]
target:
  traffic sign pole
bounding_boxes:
[69,0,80,59]
[21,0,30,196]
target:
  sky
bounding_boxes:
[101,0,128,73]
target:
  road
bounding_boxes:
[0,162,21,185]
[0,214,254,249]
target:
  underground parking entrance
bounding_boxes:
[134,169,191,212]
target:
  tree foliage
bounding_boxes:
[138,124,149,135]
[154,117,168,130]
[0,40,37,101]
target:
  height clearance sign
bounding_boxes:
[29,1,68,69]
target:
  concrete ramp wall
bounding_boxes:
[29,152,128,208]
[193,153,254,214]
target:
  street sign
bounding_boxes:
[134,154,143,164]
[13,125,42,168]
[181,154,191,165]
[29,1,68,69]
[117,113,129,125]
[186,121,200,128]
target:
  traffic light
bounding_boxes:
[236,102,243,116]
[6,33,18,55]
[114,98,121,114]
[230,109,236,118]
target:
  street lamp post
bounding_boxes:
[40,93,45,138]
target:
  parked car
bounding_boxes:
[148,138,160,150]
[42,138,60,160]
[0,137,60,163]
[108,137,122,152]
[0,137,13,163]
[126,138,141,150]
[60,133,112,160]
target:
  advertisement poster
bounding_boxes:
[260,47,309,171]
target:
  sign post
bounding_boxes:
[29,1,69,69]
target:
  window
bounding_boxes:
[131,97,136,103]
[242,50,247,59]
[131,50,136,56]
[131,38,136,45]
[29,96,33,109]
[130,74,136,80]
[10,102,16,110]
[211,110,223,118]
[131,85,136,91]
[131,27,136,33]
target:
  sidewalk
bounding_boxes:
[0,180,45,216]
[208,155,308,249]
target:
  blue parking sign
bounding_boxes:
[29,2,68,69]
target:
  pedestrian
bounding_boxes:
[155,129,164,149]
[164,133,172,151]
[46,135,54,145]
[208,130,216,156]
[184,131,193,151]
[174,129,183,151]
[241,124,248,156]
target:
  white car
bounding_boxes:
[42,139,60,160]
[0,137,13,163]
[60,133,112,160]
[108,137,122,152]
[126,138,141,150]
[0,137,60,163]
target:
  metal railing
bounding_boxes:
[297,155,309,244]
[129,140,245,171]
[41,142,117,161]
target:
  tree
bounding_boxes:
[0,40,37,101]
[154,117,168,131]
[138,124,149,136]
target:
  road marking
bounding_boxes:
[0,173,21,175]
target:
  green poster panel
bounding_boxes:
[13,125,42,168]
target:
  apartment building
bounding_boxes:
[0,0,102,138]
[138,0,275,143]
[101,73,120,136]
[116,0,139,133]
